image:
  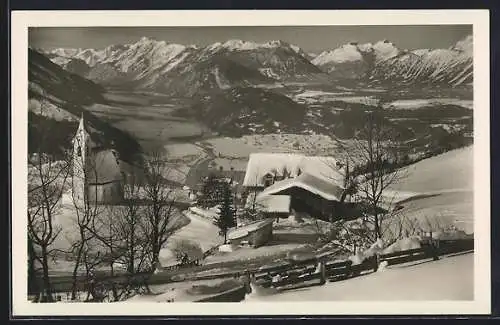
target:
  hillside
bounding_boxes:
[392,145,473,194]
[180,87,308,136]
[385,146,474,234]
[28,48,142,162]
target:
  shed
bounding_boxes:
[227,219,274,248]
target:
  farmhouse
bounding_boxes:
[242,153,350,221]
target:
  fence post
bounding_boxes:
[319,261,326,285]
[344,261,352,280]
[373,255,379,272]
[432,241,439,261]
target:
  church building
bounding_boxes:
[72,115,124,206]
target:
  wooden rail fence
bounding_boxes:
[34,238,473,302]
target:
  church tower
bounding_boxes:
[72,114,91,208]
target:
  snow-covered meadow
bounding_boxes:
[245,252,473,301]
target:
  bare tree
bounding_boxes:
[27,154,69,302]
[344,111,406,241]
[27,98,71,302]
[141,150,177,273]
[325,110,407,244]
[172,239,203,265]
[68,144,105,301]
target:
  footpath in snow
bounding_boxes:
[159,210,222,266]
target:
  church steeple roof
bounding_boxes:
[72,112,93,148]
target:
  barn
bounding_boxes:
[242,153,355,221]
[258,172,346,222]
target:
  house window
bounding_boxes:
[77,146,81,157]
[263,173,274,187]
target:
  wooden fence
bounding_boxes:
[34,238,473,302]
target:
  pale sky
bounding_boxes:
[29,25,472,53]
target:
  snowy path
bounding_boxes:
[245,253,473,302]
[159,211,222,266]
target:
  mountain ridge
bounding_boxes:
[42,34,473,92]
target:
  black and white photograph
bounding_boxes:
[11,10,490,316]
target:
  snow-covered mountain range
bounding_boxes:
[312,36,472,87]
[42,37,323,96]
[41,34,473,94]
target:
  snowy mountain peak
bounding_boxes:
[452,35,473,55]
[48,48,83,57]
[372,40,399,62]
[312,43,364,65]
[138,36,155,44]
[312,35,472,87]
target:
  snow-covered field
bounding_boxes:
[293,91,378,105]
[205,134,343,161]
[290,88,472,111]
[386,146,474,234]
[391,146,473,194]
[245,252,473,301]
[164,143,206,160]
[382,98,473,110]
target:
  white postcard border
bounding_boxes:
[11,9,491,316]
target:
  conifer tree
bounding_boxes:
[214,183,236,244]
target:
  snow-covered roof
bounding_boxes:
[243,153,343,187]
[86,149,122,184]
[227,218,274,241]
[259,172,345,202]
[245,194,291,213]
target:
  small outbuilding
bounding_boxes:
[227,219,274,248]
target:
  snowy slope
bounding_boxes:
[392,146,473,194]
[245,253,473,301]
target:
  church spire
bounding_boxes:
[74,113,90,143]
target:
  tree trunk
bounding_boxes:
[110,262,118,301]
[374,213,381,240]
[40,245,53,302]
[151,245,160,273]
[27,237,39,298]
[71,241,84,300]
[128,231,135,274]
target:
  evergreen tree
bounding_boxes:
[214,183,236,244]
[198,173,225,208]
